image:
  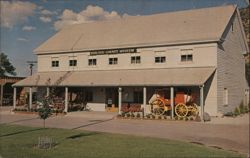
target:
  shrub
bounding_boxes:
[234,107,240,116]
[239,101,245,113]
[136,113,141,118]
[121,112,125,117]
[126,113,131,117]
[152,115,155,119]
[131,113,135,118]
[224,112,234,117]
[244,105,249,113]
[117,114,122,118]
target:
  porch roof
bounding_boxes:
[13,67,216,87]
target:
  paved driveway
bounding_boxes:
[0,107,249,156]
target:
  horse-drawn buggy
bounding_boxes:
[149,89,198,118]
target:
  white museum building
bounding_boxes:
[14,5,249,118]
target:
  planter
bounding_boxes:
[13,111,65,116]
[13,111,37,115]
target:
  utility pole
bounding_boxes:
[27,61,37,76]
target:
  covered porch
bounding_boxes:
[13,67,215,121]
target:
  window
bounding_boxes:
[155,56,166,63]
[181,54,193,62]
[223,88,228,105]
[69,60,77,66]
[51,60,59,67]
[109,58,118,65]
[131,56,141,64]
[133,91,143,104]
[85,91,93,102]
[88,59,97,66]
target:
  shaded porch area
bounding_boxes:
[12,67,216,121]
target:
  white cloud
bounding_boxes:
[17,38,28,42]
[0,1,36,28]
[54,5,122,30]
[40,16,52,23]
[22,26,36,31]
[41,9,57,15]
[38,6,44,10]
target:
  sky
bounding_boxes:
[0,0,249,77]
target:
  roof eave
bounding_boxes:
[34,39,219,55]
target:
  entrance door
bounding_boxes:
[105,88,118,108]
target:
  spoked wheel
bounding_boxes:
[151,98,165,115]
[175,103,188,118]
[188,103,198,116]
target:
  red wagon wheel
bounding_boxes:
[151,98,165,115]
[175,103,188,118]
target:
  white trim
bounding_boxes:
[29,87,32,109]
[118,87,122,115]
[64,87,68,113]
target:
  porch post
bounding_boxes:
[143,87,147,117]
[170,87,174,119]
[13,87,16,109]
[118,87,122,115]
[0,83,4,106]
[46,87,50,97]
[64,87,68,113]
[29,87,32,109]
[200,85,204,122]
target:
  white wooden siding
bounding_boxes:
[37,43,217,72]
[217,13,248,114]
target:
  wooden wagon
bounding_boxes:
[150,89,198,118]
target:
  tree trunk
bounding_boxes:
[43,119,45,128]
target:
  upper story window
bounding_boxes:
[51,60,59,67]
[180,49,193,62]
[155,56,166,63]
[51,57,59,67]
[88,58,97,66]
[181,54,193,62]
[131,56,141,64]
[69,59,77,66]
[109,57,118,65]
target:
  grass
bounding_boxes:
[0,124,243,158]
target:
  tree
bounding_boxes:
[0,52,16,76]
[38,96,52,128]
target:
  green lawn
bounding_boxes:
[0,124,243,158]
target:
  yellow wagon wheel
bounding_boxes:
[188,103,198,116]
[151,98,165,115]
[175,103,188,118]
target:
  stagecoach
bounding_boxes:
[150,89,198,118]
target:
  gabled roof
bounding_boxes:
[34,5,236,54]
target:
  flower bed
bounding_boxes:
[117,112,198,121]
[13,108,66,115]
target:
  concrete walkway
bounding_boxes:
[0,106,249,156]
